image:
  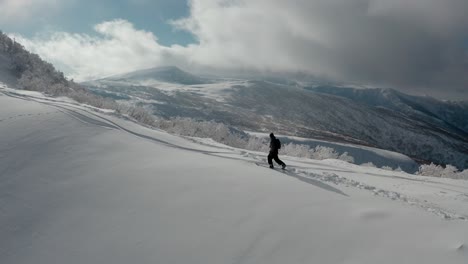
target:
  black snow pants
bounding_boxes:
[268,150,285,166]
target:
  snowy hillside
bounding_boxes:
[307,86,468,135]
[1,86,468,264]
[85,75,468,170]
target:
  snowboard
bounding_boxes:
[255,162,287,171]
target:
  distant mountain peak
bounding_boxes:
[141,66,182,72]
[105,66,207,85]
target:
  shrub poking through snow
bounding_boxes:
[416,163,467,180]
[361,162,377,168]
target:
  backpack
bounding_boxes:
[276,138,281,149]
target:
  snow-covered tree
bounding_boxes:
[361,162,377,167]
[416,163,466,180]
[311,146,339,160]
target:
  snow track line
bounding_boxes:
[353,171,468,195]
[291,168,468,221]
[52,105,229,155]
[0,90,231,156]
[56,107,119,130]
[254,162,349,197]
[244,152,468,221]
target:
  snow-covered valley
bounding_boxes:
[1,87,467,264]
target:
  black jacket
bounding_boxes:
[269,137,280,153]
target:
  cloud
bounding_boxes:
[0,0,62,23]
[11,0,468,99]
[12,19,190,80]
[173,0,468,98]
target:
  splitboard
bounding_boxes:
[255,162,287,171]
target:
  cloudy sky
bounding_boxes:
[2,0,467,99]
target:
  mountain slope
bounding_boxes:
[307,86,468,135]
[1,89,467,264]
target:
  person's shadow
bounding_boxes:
[275,168,349,197]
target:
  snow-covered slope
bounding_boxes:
[1,88,467,264]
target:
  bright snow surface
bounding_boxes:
[1,87,467,264]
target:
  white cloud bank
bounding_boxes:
[10,0,468,98]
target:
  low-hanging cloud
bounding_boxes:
[11,0,468,99]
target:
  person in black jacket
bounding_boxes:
[268,133,286,169]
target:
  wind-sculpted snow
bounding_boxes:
[1,91,468,264]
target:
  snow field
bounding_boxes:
[1,89,467,264]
